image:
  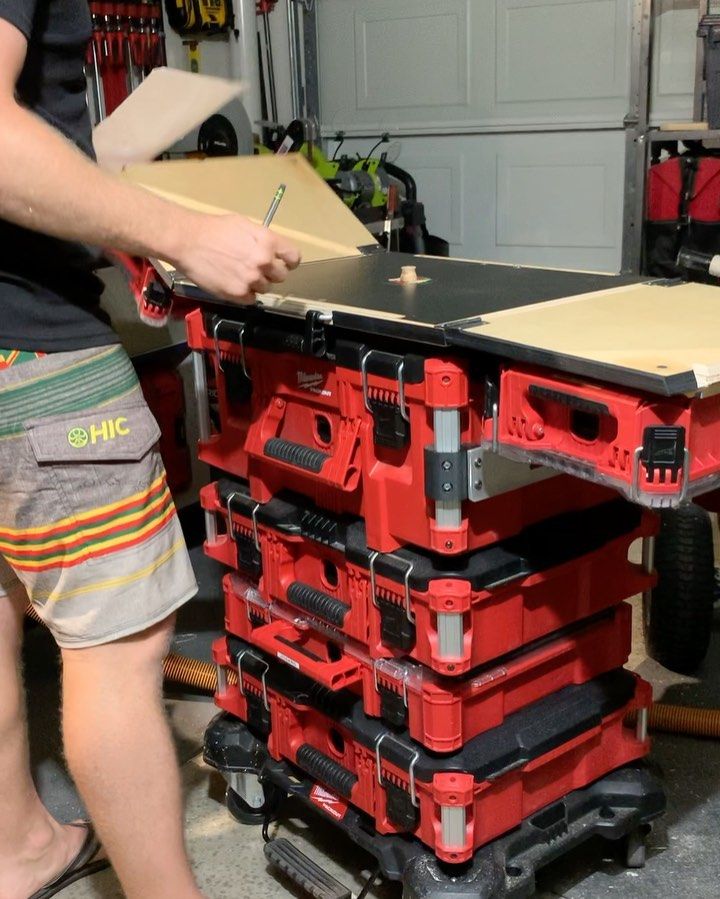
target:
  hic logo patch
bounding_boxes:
[309,784,348,821]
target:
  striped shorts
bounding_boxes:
[0,345,197,647]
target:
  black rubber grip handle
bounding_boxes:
[296,744,358,798]
[288,582,350,627]
[265,438,329,473]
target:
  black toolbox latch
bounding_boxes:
[374,660,409,729]
[303,310,331,357]
[361,350,411,449]
[639,426,687,485]
[369,552,416,651]
[375,733,420,831]
[226,492,262,577]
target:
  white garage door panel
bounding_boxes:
[496,0,625,104]
[329,131,624,272]
[496,158,615,249]
[317,0,630,132]
[650,0,697,124]
[355,2,470,110]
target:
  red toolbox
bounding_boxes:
[214,637,651,864]
[491,364,720,506]
[187,309,615,554]
[214,601,633,753]
[204,479,655,675]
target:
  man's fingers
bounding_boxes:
[248,273,271,295]
[276,243,302,269]
[262,258,289,284]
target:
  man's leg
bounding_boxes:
[0,584,86,899]
[61,613,203,899]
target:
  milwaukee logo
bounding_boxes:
[297,371,331,397]
[297,371,324,388]
[309,784,347,821]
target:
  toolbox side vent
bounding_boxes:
[299,510,340,546]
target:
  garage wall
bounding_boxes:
[317,0,632,271]
[318,0,631,133]
[317,0,700,273]
[328,130,626,271]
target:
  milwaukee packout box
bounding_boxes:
[188,310,616,556]
[213,601,632,753]
[213,636,651,864]
[203,479,655,675]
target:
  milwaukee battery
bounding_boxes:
[187,309,616,555]
[203,479,656,675]
[213,637,651,865]
[213,599,632,753]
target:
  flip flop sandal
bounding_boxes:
[28,822,110,899]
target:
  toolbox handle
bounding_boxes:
[296,744,358,798]
[287,582,350,628]
[264,437,330,474]
[249,619,363,691]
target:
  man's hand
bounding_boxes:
[170,214,302,303]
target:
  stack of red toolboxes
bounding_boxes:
[190,308,663,893]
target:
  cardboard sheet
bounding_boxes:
[93,68,244,171]
[123,154,375,265]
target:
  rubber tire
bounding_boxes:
[226,782,283,826]
[644,504,715,674]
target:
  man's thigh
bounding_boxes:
[0,345,197,648]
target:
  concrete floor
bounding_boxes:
[25,547,720,899]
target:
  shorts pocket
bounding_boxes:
[23,401,167,568]
[25,401,160,464]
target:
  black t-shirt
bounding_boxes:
[0,0,118,352]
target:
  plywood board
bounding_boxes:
[123,154,375,268]
[455,281,720,391]
[94,68,243,171]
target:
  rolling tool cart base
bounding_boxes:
[203,713,665,899]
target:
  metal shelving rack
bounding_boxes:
[621,0,719,274]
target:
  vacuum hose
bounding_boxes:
[644,703,720,739]
[24,605,718,738]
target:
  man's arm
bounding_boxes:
[0,19,301,302]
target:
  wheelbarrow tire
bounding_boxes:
[644,504,715,674]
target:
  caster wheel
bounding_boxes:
[624,828,648,869]
[226,782,283,825]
